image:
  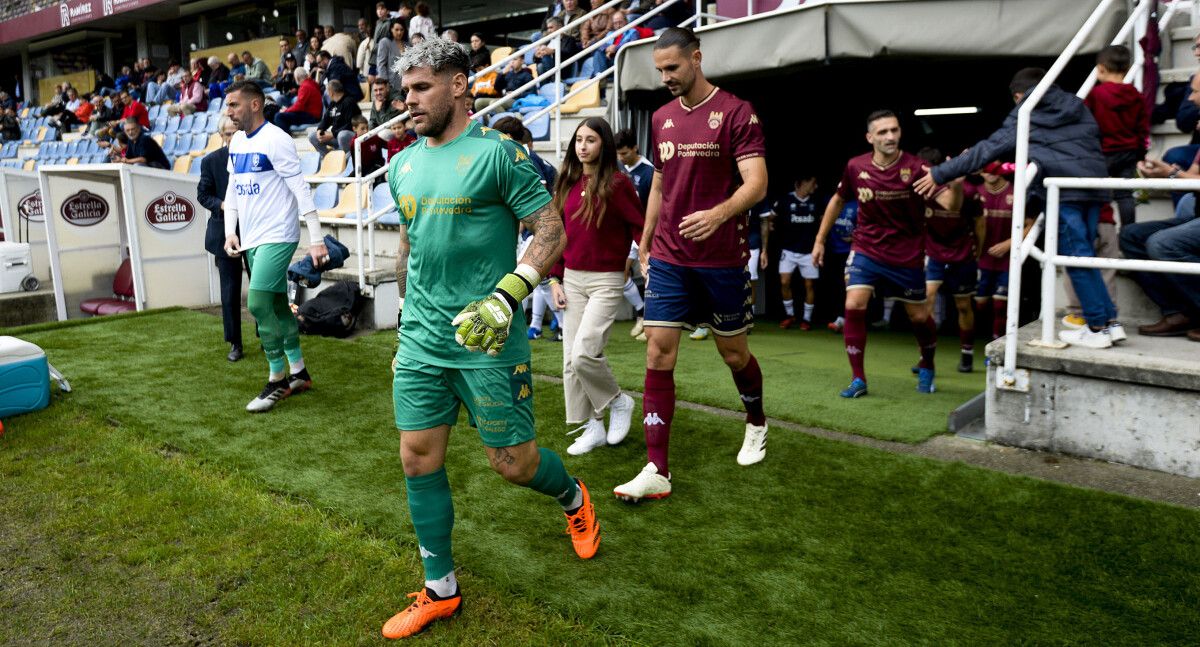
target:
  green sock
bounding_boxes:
[247,289,286,375]
[273,293,303,366]
[405,467,455,581]
[525,447,579,509]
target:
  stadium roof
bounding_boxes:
[618,0,1127,92]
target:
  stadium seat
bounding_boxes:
[312,183,337,210]
[161,133,177,153]
[177,114,194,134]
[491,46,514,67]
[192,113,211,133]
[371,182,401,225]
[187,132,208,154]
[188,156,203,175]
[538,83,567,103]
[318,181,369,219]
[299,151,319,175]
[80,258,137,316]
[66,157,79,165]
[205,113,220,132]
[526,113,549,141]
[151,133,165,147]
[19,107,29,118]
[197,132,222,156]
[313,150,346,177]
[22,159,36,171]
[172,155,192,173]
[488,111,518,126]
[64,140,81,157]
[206,98,223,113]
[163,117,180,134]
[560,80,600,114]
[147,105,162,122]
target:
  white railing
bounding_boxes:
[1036,176,1200,346]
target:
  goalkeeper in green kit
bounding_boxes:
[380,39,601,640]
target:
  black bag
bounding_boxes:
[296,281,364,338]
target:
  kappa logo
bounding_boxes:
[518,384,531,400]
[513,364,529,375]
[514,147,528,163]
[858,171,870,180]
[398,194,417,220]
[644,412,665,426]
[740,394,761,403]
[400,162,412,174]
[708,111,724,130]
[657,141,675,162]
[846,345,863,356]
[856,187,875,203]
[419,545,438,559]
[662,118,675,129]
[749,114,760,125]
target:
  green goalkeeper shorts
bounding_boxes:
[246,242,298,293]
[392,354,536,448]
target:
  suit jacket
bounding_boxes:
[197,146,235,257]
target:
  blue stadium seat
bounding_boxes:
[488,111,518,126]
[177,114,194,133]
[189,113,208,133]
[40,127,57,142]
[160,133,177,154]
[163,117,180,134]
[188,156,203,175]
[172,135,192,157]
[538,83,566,102]
[312,183,337,210]
[371,182,400,225]
[147,105,161,122]
[190,132,208,152]
[206,98,223,113]
[91,152,110,164]
[152,116,167,132]
[299,151,319,175]
[526,113,549,141]
[64,140,80,157]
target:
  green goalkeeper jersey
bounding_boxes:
[388,120,552,368]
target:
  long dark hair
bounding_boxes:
[552,117,619,228]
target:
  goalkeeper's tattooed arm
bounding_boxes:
[396,223,409,299]
[517,202,566,277]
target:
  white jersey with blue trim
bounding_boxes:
[225,120,317,249]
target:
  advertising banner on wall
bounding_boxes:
[120,165,210,311]
[0,169,51,286]
[0,0,163,46]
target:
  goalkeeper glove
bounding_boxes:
[452,264,540,356]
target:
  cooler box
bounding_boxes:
[0,336,50,418]
[0,242,34,294]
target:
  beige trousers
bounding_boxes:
[562,268,624,423]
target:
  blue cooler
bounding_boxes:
[0,336,50,418]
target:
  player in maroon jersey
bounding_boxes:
[916,147,975,373]
[613,27,769,503]
[969,163,1029,340]
[812,111,960,398]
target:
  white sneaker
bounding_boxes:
[613,462,672,502]
[1058,326,1112,349]
[689,326,710,341]
[630,318,644,338]
[246,378,291,412]
[1060,313,1086,330]
[635,331,647,342]
[737,423,768,466]
[606,393,635,445]
[566,418,607,456]
[1106,322,1127,342]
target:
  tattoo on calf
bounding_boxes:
[488,446,517,468]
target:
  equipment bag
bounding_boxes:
[295,281,364,338]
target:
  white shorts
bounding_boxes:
[779,249,818,280]
[748,247,761,281]
[628,242,639,261]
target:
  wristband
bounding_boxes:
[303,211,324,245]
[493,263,540,310]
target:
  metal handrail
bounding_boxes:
[1035,177,1200,346]
[1005,0,1118,389]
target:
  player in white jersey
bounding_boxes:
[221,81,329,412]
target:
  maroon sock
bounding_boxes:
[643,368,675,476]
[915,317,937,370]
[731,355,765,426]
[993,299,1008,340]
[958,321,974,354]
[844,308,867,381]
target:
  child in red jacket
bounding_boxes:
[1084,44,1149,227]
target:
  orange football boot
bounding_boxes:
[564,479,600,559]
[381,588,462,639]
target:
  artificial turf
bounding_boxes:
[3,309,1199,645]
[531,320,987,443]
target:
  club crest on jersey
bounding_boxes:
[398,194,417,221]
[456,155,473,175]
[1006,194,1014,205]
[900,167,912,182]
[662,118,675,129]
[658,141,676,162]
[708,111,724,130]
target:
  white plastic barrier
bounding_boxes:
[0,169,50,287]
[38,164,214,320]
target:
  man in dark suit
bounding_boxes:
[197,116,249,361]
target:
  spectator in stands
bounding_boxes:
[469,33,490,70]
[228,52,246,79]
[274,68,322,130]
[277,38,293,73]
[409,2,436,41]
[165,60,186,89]
[442,28,463,46]
[94,71,116,96]
[357,19,374,78]
[410,33,426,45]
[317,50,364,103]
[377,20,409,99]
[304,50,319,76]
[192,58,210,87]
[117,90,150,129]
[197,116,247,362]
[108,132,129,161]
[1085,45,1147,227]
[368,77,403,129]
[118,118,169,169]
[207,56,231,97]
[358,17,372,44]
[497,57,534,103]
[274,54,300,106]
[917,67,1121,349]
[643,0,693,30]
[168,73,208,116]
[470,61,501,111]
[0,108,20,142]
[307,78,361,161]
[144,71,175,105]
[308,36,324,62]
[0,91,15,112]
[580,8,612,49]
[548,0,585,39]
[48,87,84,131]
[114,66,134,93]
[535,17,581,78]
[293,29,310,62]
[86,95,117,137]
[595,10,648,75]
[322,29,359,71]
[369,2,392,83]
[1125,152,1200,341]
[242,51,273,89]
[396,2,415,25]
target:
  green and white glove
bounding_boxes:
[452,264,540,357]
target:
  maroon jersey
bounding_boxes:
[969,180,1016,271]
[650,87,766,268]
[923,190,974,263]
[835,151,929,268]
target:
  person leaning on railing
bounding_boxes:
[1121,156,1200,342]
